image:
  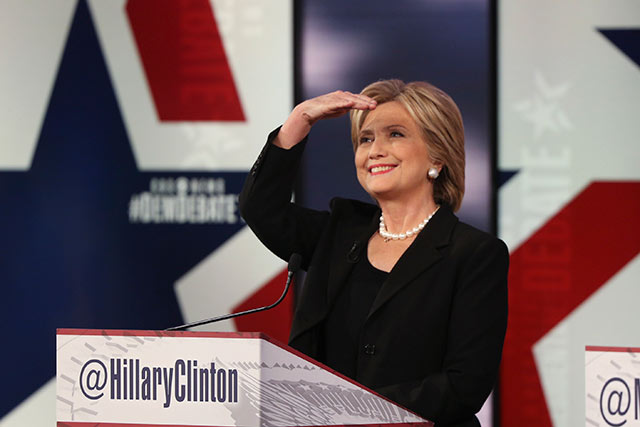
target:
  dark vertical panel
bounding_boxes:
[298,0,492,232]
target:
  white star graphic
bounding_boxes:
[514,71,573,139]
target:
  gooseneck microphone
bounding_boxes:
[166,253,303,331]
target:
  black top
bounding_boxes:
[322,252,388,378]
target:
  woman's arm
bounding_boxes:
[238,128,327,268]
[238,91,376,268]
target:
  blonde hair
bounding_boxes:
[350,79,465,211]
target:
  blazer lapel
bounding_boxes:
[326,211,380,305]
[367,205,458,319]
[290,203,379,348]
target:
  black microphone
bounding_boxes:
[166,253,303,331]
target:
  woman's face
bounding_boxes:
[355,101,435,203]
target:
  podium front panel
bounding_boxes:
[57,329,431,427]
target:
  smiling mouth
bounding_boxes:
[369,165,397,175]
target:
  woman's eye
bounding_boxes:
[360,136,373,144]
[390,131,404,137]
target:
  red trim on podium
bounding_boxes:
[58,424,209,427]
[585,346,640,353]
[56,328,265,339]
[58,423,428,427]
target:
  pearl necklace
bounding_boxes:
[379,206,440,242]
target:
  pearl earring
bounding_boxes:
[428,167,439,179]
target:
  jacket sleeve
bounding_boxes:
[238,127,329,270]
[376,236,509,425]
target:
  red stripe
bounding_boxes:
[126,0,245,122]
[500,181,640,426]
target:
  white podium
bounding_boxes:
[57,329,432,427]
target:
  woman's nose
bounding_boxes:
[368,137,387,158]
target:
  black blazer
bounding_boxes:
[239,130,509,426]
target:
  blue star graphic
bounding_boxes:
[0,0,246,416]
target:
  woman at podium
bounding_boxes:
[239,79,509,427]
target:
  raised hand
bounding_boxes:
[274,91,377,149]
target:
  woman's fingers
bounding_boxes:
[274,90,377,149]
[305,91,376,123]
[343,91,377,109]
[329,91,377,110]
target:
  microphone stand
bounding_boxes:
[166,253,302,332]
